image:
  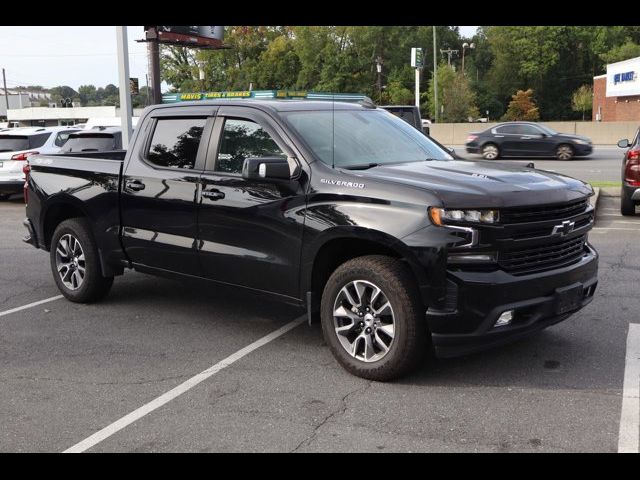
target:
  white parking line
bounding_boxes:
[0,295,64,318]
[619,323,640,453]
[63,315,307,453]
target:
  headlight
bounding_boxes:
[429,207,499,226]
[574,139,589,145]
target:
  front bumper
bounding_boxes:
[574,144,593,156]
[427,243,598,358]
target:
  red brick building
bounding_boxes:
[592,57,640,122]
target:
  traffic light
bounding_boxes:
[411,48,423,68]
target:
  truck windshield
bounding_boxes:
[283,109,452,168]
[0,136,30,152]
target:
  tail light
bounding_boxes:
[11,151,39,161]
[624,148,640,187]
[466,135,478,143]
[23,162,30,204]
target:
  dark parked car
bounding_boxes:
[380,105,429,135]
[466,122,593,160]
[23,100,598,381]
[61,127,122,153]
[617,128,640,216]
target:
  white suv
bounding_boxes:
[0,126,79,199]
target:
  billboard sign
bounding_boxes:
[146,26,226,48]
[606,56,640,97]
[162,90,370,104]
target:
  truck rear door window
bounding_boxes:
[146,118,206,169]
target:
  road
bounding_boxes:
[454,145,623,184]
[0,193,638,452]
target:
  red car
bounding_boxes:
[618,128,640,216]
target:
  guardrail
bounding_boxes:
[429,121,639,146]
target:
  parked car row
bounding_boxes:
[465,122,593,161]
[0,125,123,199]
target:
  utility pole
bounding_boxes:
[375,56,383,103]
[116,26,133,148]
[433,26,438,123]
[146,27,162,105]
[440,48,458,67]
[2,68,9,113]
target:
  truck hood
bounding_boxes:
[352,160,592,207]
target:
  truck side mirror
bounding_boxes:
[618,139,630,148]
[242,156,293,181]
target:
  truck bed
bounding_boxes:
[26,152,126,273]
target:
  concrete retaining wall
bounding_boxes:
[429,121,639,146]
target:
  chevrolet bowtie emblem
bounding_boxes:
[552,220,575,237]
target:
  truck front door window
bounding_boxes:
[215,118,284,174]
[146,118,206,169]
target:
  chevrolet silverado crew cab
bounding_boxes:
[22,100,598,381]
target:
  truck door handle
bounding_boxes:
[125,179,145,191]
[202,189,225,200]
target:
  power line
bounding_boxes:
[0,52,147,57]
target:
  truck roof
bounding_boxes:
[147,98,377,114]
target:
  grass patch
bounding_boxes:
[589,181,621,188]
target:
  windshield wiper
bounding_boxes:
[343,163,381,170]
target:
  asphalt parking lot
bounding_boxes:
[1,187,639,452]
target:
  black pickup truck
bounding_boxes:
[22,100,598,381]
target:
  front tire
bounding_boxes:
[50,218,114,303]
[556,144,574,160]
[621,188,637,216]
[320,255,427,381]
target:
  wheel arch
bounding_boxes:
[41,195,92,251]
[303,227,429,311]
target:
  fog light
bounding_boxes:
[494,310,514,327]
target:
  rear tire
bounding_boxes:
[320,255,427,381]
[0,194,11,201]
[621,189,637,216]
[481,143,500,160]
[50,218,114,303]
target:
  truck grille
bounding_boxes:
[499,235,586,274]
[500,199,589,224]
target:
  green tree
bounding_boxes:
[571,85,593,120]
[49,85,78,104]
[503,89,540,121]
[600,40,640,63]
[426,64,479,122]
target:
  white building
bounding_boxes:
[6,106,145,127]
[0,93,31,119]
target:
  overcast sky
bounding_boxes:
[0,26,479,92]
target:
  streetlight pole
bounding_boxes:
[116,26,133,148]
[433,26,438,123]
[462,42,475,75]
